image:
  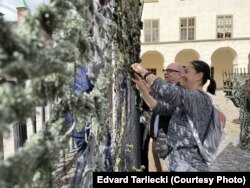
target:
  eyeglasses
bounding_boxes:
[163,69,180,73]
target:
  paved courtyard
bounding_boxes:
[209,90,250,171]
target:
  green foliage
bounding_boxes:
[0,0,143,186]
[231,76,250,150]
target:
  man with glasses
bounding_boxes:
[148,63,184,171]
[163,63,184,84]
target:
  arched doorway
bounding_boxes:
[175,49,200,67]
[141,51,164,78]
[211,47,237,88]
[248,53,250,73]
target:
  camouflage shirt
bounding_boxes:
[150,78,213,171]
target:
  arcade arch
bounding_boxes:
[175,49,200,67]
[248,53,250,73]
[211,47,237,88]
[141,51,164,78]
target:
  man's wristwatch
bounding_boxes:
[142,71,154,80]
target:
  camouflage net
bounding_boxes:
[0,0,143,187]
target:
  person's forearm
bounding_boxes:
[140,87,157,110]
[130,63,158,109]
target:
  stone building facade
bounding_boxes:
[141,0,250,88]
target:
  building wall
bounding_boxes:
[142,0,250,41]
[141,0,250,88]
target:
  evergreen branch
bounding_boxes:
[0,118,69,188]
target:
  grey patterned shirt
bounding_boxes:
[151,78,213,171]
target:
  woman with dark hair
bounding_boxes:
[131,60,217,171]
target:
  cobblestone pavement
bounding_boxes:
[209,90,250,172]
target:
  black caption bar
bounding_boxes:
[93,172,249,187]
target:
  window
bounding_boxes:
[147,68,157,75]
[180,17,195,41]
[144,19,159,43]
[216,15,233,39]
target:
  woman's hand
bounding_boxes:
[131,73,151,93]
[131,64,157,110]
[131,63,148,77]
[131,72,157,109]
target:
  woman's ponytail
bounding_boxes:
[207,78,216,95]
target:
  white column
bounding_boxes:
[198,48,214,67]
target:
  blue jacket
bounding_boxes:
[66,65,94,139]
